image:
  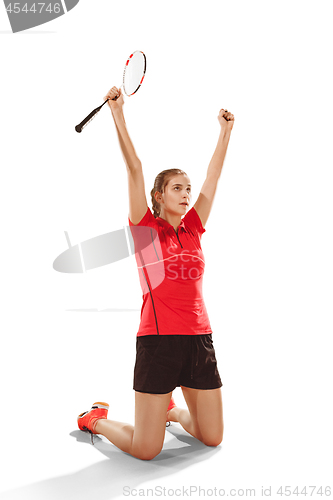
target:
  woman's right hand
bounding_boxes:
[104,86,124,113]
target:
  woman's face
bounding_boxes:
[157,174,192,216]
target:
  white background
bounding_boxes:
[1,1,332,499]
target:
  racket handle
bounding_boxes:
[75,105,103,133]
[75,96,118,133]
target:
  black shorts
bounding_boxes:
[133,333,222,394]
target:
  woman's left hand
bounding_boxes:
[218,109,235,132]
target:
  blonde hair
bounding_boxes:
[150,169,187,218]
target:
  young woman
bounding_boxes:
[77,86,234,461]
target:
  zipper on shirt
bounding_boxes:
[174,229,183,248]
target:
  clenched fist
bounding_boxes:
[218,109,234,131]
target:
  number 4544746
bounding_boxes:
[6,3,61,14]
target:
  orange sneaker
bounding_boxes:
[167,397,176,413]
[77,402,109,435]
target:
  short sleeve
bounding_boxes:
[183,207,206,236]
[128,207,156,228]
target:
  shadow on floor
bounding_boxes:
[0,425,221,500]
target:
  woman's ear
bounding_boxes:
[155,191,162,204]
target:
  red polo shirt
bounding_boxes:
[128,207,213,336]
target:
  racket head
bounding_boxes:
[122,51,146,97]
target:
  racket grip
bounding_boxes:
[75,107,101,133]
[75,97,118,133]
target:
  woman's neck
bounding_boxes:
[159,209,182,231]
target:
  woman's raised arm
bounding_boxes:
[193,109,234,228]
[105,87,148,225]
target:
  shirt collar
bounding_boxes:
[156,216,188,233]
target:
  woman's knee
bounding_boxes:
[202,434,223,447]
[135,445,163,461]
[201,425,224,447]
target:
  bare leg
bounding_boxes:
[168,387,223,447]
[95,391,172,460]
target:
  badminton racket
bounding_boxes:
[75,50,146,133]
